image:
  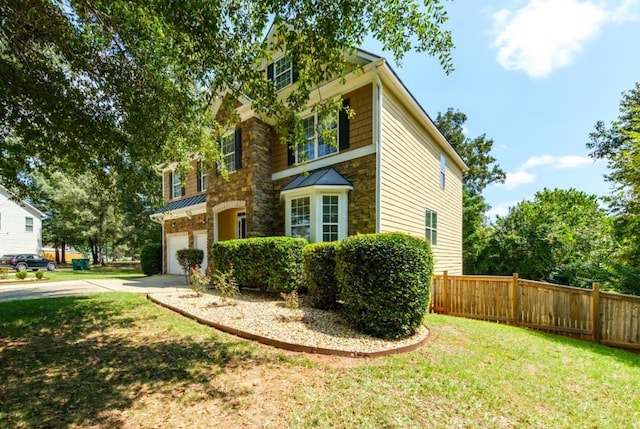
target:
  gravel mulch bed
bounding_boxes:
[148,290,429,356]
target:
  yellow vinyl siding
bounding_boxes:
[379,90,463,275]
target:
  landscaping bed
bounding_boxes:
[148,290,430,356]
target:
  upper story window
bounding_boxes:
[440,153,446,189]
[287,99,350,166]
[217,128,242,175]
[171,171,183,199]
[273,56,293,91]
[25,216,33,233]
[425,209,438,246]
[296,113,338,163]
[197,161,207,192]
[220,133,236,173]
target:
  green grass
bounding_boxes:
[0,294,639,428]
[288,315,640,428]
[0,267,145,283]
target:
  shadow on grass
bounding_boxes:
[519,327,640,366]
[0,295,257,428]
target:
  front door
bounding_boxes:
[236,211,246,239]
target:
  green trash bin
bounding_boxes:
[71,258,90,271]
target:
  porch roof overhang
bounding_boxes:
[150,194,207,224]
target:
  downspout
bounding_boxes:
[373,64,384,233]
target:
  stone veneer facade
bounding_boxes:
[272,153,377,237]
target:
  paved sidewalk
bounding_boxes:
[0,275,189,302]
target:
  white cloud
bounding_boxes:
[520,154,593,170]
[501,170,536,190]
[554,155,594,169]
[491,0,608,78]
[486,199,525,219]
[611,0,640,22]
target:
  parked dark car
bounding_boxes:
[0,254,57,272]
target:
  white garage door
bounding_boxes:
[166,235,189,275]
[193,232,208,273]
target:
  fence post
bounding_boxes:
[592,282,601,342]
[442,270,448,314]
[512,273,519,326]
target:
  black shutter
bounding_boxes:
[168,172,173,198]
[292,61,299,83]
[287,143,295,166]
[267,63,274,82]
[234,127,242,170]
[196,164,202,192]
[338,98,350,151]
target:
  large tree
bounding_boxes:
[434,108,505,273]
[1,0,454,195]
[32,170,160,264]
[484,188,614,288]
[587,82,640,293]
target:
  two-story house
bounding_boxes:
[0,185,45,256]
[151,48,467,276]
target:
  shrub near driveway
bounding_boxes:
[336,232,433,339]
[212,237,307,293]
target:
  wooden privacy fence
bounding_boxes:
[430,272,640,350]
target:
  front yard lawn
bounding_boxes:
[0,267,145,284]
[0,293,638,428]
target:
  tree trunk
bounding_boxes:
[61,242,66,264]
[55,246,60,264]
[89,238,100,265]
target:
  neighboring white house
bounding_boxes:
[0,186,45,256]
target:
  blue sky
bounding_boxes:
[363,0,640,219]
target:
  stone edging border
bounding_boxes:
[147,294,430,358]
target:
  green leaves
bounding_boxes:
[1,0,454,193]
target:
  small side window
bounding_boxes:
[425,209,437,246]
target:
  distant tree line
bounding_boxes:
[436,82,639,295]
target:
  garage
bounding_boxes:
[166,234,188,275]
[193,231,208,273]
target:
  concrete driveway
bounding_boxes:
[0,275,189,302]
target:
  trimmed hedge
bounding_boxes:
[304,242,338,309]
[336,232,433,339]
[211,237,307,293]
[176,248,204,272]
[140,243,163,276]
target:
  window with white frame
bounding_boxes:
[219,133,236,173]
[290,197,311,240]
[440,153,446,189]
[25,217,33,233]
[425,209,437,246]
[296,113,337,163]
[284,189,349,243]
[199,161,207,192]
[273,56,293,91]
[322,195,339,242]
[171,171,182,199]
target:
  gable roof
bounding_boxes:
[282,168,352,191]
[0,185,45,218]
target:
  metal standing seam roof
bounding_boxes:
[153,193,206,215]
[281,168,352,191]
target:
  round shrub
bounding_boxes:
[304,242,338,309]
[140,243,163,276]
[176,248,204,272]
[15,270,28,280]
[336,232,433,339]
[212,237,306,293]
